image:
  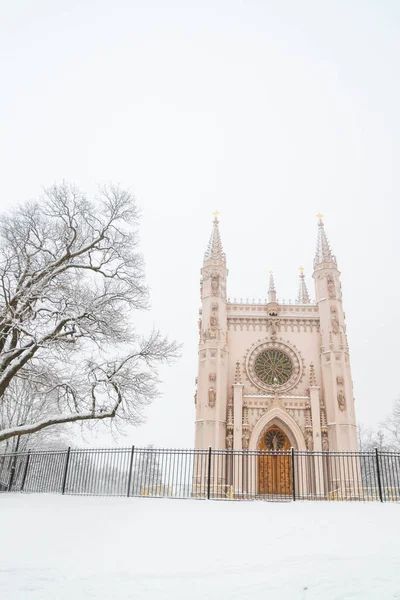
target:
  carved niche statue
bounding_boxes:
[210,315,218,328]
[208,387,216,408]
[305,429,313,450]
[337,390,346,411]
[331,316,339,335]
[269,318,280,338]
[322,432,329,451]
[327,275,336,299]
[211,273,219,296]
[226,432,233,449]
[330,305,339,334]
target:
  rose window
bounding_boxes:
[254,350,293,386]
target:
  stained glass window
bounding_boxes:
[264,428,287,450]
[254,350,293,386]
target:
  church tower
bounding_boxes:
[194,212,358,459]
[194,212,229,450]
[313,214,358,451]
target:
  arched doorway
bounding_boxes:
[258,425,292,496]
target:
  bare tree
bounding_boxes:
[0,378,72,452]
[382,397,400,451]
[0,183,180,444]
[357,423,390,452]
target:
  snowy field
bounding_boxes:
[1,494,400,599]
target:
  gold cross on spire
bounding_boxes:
[299,266,304,274]
[213,209,220,220]
[316,212,324,222]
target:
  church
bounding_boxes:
[194,213,358,458]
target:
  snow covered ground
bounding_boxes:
[1,494,400,599]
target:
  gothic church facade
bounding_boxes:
[194,215,358,454]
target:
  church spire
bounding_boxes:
[268,271,277,303]
[204,210,225,263]
[297,267,311,304]
[314,214,336,268]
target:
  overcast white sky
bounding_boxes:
[1,1,399,447]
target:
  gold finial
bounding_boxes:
[316,212,323,222]
[213,210,220,220]
[268,270,273,275]
[299,266,304,274]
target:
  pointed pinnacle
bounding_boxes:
[314,214,336,267]
[268,271,276,293]
[309,362,317,387]
[297,268,311,304]
[204,212,226,262]
[234,360,242,384]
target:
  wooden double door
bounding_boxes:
[258,426,292,496]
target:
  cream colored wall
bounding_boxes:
[225,302,321,450]
[227,304,321,394]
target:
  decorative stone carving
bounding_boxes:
[227,317,320,333]
[234,360,242,384]
[245,339,303,394]
[320,402,327,429]
[208,387,216,407]
[331,314,339,334]
[305,429,313,450]
[242,399,250,449]
[211,273,219,296]
[309,362,317,387]
[269,318,280,338]
[304,399,312,427]
[336,376,344,385]
[209,372,216,382]
[327,275,336,299]
[226,397,233,449]
[322,431,329,450]
[337,390,345,411]
[210,315,218,328]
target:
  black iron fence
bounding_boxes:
[1,447,400,502]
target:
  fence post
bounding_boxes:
[207,446,212,500]
[291,447,296,501]
[375,447,383,502]
[127,445,135,497]
[7,457,17,492]
[21,451,31,492]
[61,447,71,495]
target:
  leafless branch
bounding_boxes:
[0,182,180,444]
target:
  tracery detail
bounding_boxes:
[254,350,293,386]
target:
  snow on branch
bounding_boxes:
[0,182,180,443]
